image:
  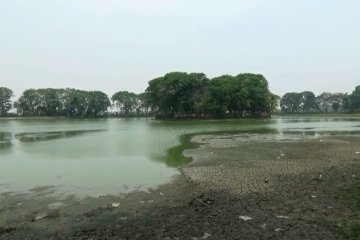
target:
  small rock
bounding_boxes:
[160,192,165,196]
[139,201,145,204]
[260,223,267,229]
[34,213,47,221]
[312,195,317,198]
[352,175,356,178]
[239,216,252,221]
[16,202,23,206]
[276,215,290,219]
[111,202,120,208]
[275,228,284,232]
[280,154,284,157]
[355,152,360,154]
[201,233,211,239]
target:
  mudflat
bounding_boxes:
[1,134,360,239]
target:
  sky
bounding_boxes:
[0,0,359,98]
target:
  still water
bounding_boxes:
[0,116,359,196]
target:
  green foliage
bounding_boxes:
[146,72,274,117]
[0,87,13,116]
[348,86,360,111]
[281,91,317,113]
[146,72,211,115]
[112,91,138,114]
[280,92,302,113]
[316,92,345,112]
[15,88,110,117]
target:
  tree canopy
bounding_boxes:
[4,76,360,118]
[0,87,13,116]
[15,88,110,117]
[146,72,276,117]
[280,87,359,113]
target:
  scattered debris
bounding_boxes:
[111,202,120,208]
[33,213,47,221]
[119,216,128,221]
[193,197,210,207]
[201,233,211,239]
[239,216,252,221]
[147,200,154,203]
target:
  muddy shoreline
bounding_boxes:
[1,134,360,239]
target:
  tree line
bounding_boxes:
[0,72,277,118]
[1,73,360,117]
[280,86,360,113]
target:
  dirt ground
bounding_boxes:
[1,134,360,239]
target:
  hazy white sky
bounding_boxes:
[1,0,359,98]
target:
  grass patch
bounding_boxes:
[165,134,200,167]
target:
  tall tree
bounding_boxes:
[316,92,345,112]
[280,92,302,113]
[0,87,13,116]
[112,91,138,114]
[300,91,317,112]
[349,86,360,111]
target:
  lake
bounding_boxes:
[0,115,359,197]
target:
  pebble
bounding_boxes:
[34,213,47,221]
[111,202,120,208]
[239,216,252,221]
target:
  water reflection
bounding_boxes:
[15,130,103,143]
[0,142,12,152]
[0,132,12,142]
[0,132,13,153]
